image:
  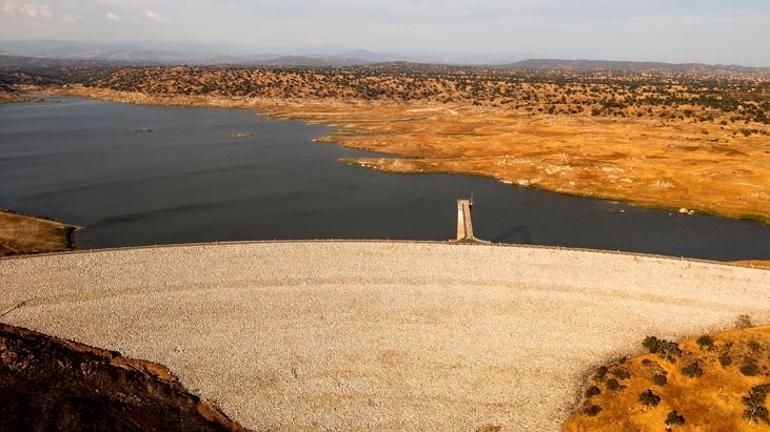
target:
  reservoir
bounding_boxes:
[1,96,769,260]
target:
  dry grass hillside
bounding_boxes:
[564,322,770,432]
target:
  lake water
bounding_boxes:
[1,96,769,260]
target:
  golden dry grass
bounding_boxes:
[0,210,75,256]
[269,103,770,223]
[732,261,770,270]
[563,325,770,432]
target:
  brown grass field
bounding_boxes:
[564,324,770,431]
[0,210,75,256]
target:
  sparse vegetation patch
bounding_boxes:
[564,324,770,431]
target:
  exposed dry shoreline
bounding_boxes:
[45,86,770,225]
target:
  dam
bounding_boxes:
[2,241,769,431]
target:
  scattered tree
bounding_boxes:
[719,352,733,367]
[696,335,714,350]
[643,336,682,362]
[743,384,770,424]
[639,389,661,407]
[586,386,601,398]
[741,360,761,377]
[736,314,754,329]
[606,378,623,391]
[584,405,602,417]
[665,410,686,426]
[682,362,704,378]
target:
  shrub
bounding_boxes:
[643,336,682,362]
[719,352,733,367]
[696,335,714,350]
[743,384,770,424]
[741,361,761,377]
[665,410,686,426]
[653,374,668,386]
[639,389,661,407]
[586,386,601,398]
[584,405,602,417]
[606,378,622,391]
[682,362,703,378]
[736,314,754,329]
[595,366,608,380]
[611,368,631,380]
[749,340,762,352]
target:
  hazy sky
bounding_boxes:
[1,0,769,65]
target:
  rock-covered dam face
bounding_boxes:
[2,241,769,431]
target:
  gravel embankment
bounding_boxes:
[1,241,769,431]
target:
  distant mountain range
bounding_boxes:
[0,40,414,66]
[0,40,768,76]
[507,59,770,76]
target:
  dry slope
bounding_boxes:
[564,325,770,431]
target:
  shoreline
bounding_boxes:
[43,86,770,226]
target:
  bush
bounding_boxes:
[741,361,761,377]
[611,368,631,380]
[595,366,608,380]
[696,335,714,350]
[682,362,703,378]
[586,386,601,398]
[743,384,770,424]
[719,352,733,367]
[643,336,682,362]
[736,314,754,329]
[584,405,602,417]
[606,378,622,391]
[653,374,668,386]
[665,410,686,426]
[639,389,661,407]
